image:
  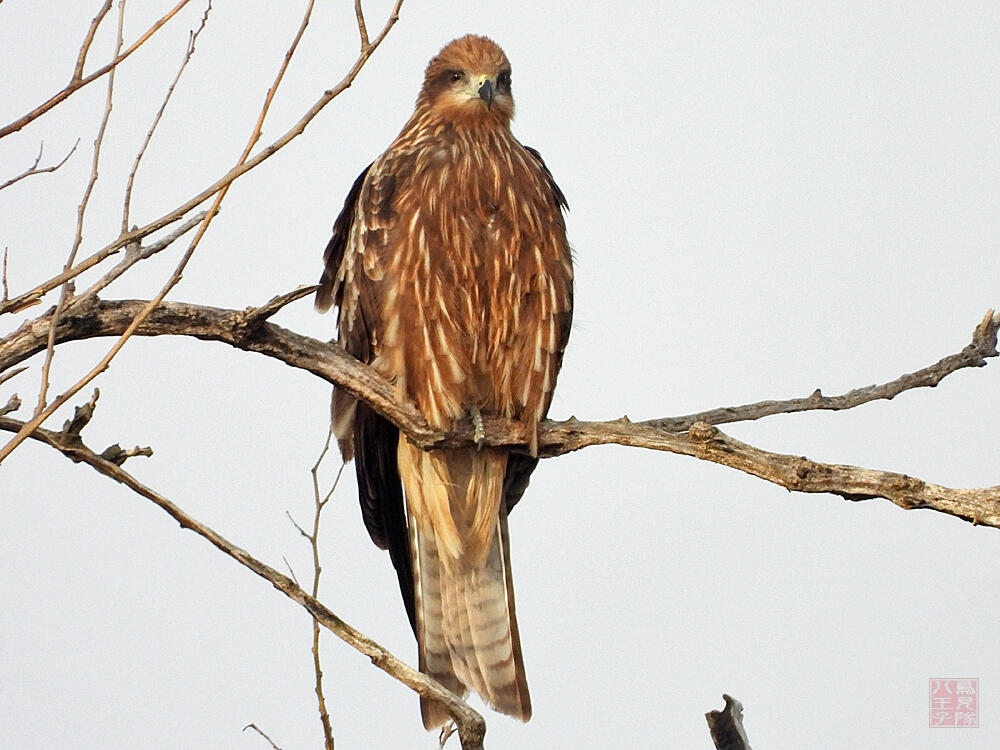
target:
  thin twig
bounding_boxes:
[645,310,1000,431]
[243,724,284,750]
[305,422,345,750]
[121,0,212,232]
[34,0,125,417]
[0,213,204,317]
[0,412,487,750]
[1,0,404,318]
[74,0,114,81]
[354,0,369,49]
[0,139,80,192]
[0,0,324,463]
[2,247,8,302]
[76,212,208,302]
[0,366,27,388]
[0,0,192,139]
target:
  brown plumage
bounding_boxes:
[316,34,573,728]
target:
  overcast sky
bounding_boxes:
[2,1,999,748]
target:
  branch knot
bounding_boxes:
[689,421,718,441]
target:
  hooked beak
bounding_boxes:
[477,77,495,110]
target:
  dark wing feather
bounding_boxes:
[318,159,415,632]
[354,403,416,632]
[316,163,372,312]
[523,145,568,210]
[503,454,538,513]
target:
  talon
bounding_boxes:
[470,406,486,449]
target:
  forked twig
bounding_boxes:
[34,0,126,417]
[0,139,80,192]
[0,0,355,464]
[0,0,405,321]
[0,0,192,139]
[121,0,213,232]
[76,212,208,302]
[74,1,114,81]
[0,214,204,317]
[300,423,346,750]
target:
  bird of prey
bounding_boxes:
[316,34,573,728]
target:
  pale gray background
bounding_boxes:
[2,1,998,748]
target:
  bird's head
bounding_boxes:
[418,35,514,126]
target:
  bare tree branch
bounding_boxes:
[243,724,285,750]
[0,388,151,466]
[0,0,326,464]
[0,366,27,389]
[73,0,114,81]
[76,212,208,301]
[3,297,998,529]
[122,0,213,232]
[354,0,370,49]
[0,405,487,750]
[0,0,404,324]
[0,213,205,317]
[300,425,345,750]
[647,308,999,432]
[2,247,9,303]
[0,139,80,192]
[35,0,126,417]
[0,0,192,139]
[0,294,423,440]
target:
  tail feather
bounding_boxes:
[411,520,468,729]
[398,439,531,729]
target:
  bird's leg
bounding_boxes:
[469,405,486,449]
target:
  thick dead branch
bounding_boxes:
[2,298,998,530]
[0,409,486,750]
[706,694,752,750]
[0,295,427,442]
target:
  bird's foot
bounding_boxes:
[470,406,486,449]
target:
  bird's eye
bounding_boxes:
[448,71,463,83]
[497,70,511,90]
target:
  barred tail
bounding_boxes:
[397,440,531,728]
